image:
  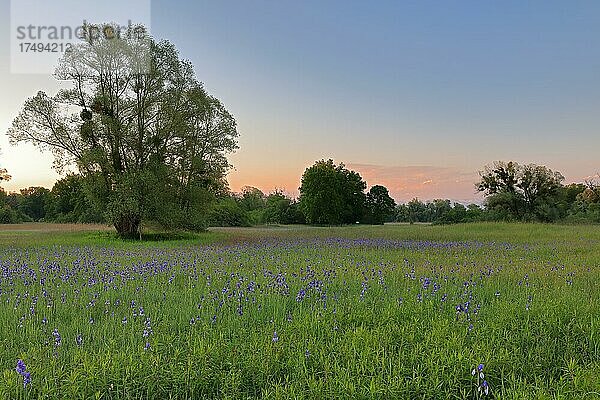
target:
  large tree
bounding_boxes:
[8,24,238,237]
[299,159,366,225]
[365,185,396,224]
[476,161,564,220]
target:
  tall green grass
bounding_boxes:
[0,223,598,398]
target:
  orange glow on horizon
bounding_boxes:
[227,163,485,203]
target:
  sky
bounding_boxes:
[1,1,599,202]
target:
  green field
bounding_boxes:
[1,223,599,399]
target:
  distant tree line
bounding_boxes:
[0,174,103,224]
[395,162,599,224]
[161,159,396,227]
[205,160,397,226]
[1,160,599,226]
[207,187,305,227]
[394,199,484,224]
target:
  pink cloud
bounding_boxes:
[347,163,483,203]
[226,162,485,203]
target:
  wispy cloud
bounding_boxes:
[227,163,484,203]
[347,163,483,203]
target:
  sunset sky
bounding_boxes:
[1,1,599,202]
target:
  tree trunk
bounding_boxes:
[114,214,142,239]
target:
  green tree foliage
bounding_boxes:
[8,23,238,237]
[262,190,305,225]
[207,198,251,227]
[278,200,305,224]
[407,198,428,223]
[15,187,51,221]
[0,188,24,224]
[0,159,20,223]
[566,176,600,222]
[430,199,452,221]
[0,188,39,223]
[236,186,266,225]
[207,188,305,227]
[365,185,396,224]
[394,199,483,224]
[477,161,564,221]
[0,206,22,223]
[299,160,366,225]
[561,183,587,204]
[46,174,104,223]
[262,191,289,224]
[0,186,53,222]
[237,186,266,211]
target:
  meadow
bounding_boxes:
[0,223,599,399]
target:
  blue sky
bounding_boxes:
[1,1,599,201]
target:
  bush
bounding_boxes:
[208,198,251,227]
[0,205,25,224]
